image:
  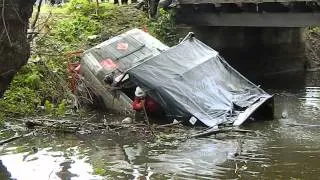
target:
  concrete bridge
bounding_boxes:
[176,0,320,27]
[174,0,320,79]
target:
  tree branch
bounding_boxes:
[28,0,43,40]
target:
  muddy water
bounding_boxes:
[1,71,320,179]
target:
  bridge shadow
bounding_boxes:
[177,26,307,83]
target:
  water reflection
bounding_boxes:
[1,71,320,179]
[0,145,102,180]
[148,138,239,179]
[302,87,320,108]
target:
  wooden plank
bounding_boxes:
[178,0,316,4]
[176,12,320,27]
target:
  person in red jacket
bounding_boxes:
[132,87,159,122]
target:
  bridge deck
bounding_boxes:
[176,13,320,27]
[178,0,317,4]
[176,0,320,27]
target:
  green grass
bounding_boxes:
[0,1,148,119]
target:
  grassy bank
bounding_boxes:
[0,0,180,123]
[0,1,149,122]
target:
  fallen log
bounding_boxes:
[0,134,25,146]
[11,116,153,135]
[0,122,59,146]
[13,115,101,132]
[75,114,97,130]
[286,123,320,128]
[156,121,182,128]
[190,127,256,138]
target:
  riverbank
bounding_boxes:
[0,2,149,122]
[305,27,320,70]
[0,1,181,123]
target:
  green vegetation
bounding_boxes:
[307,26,320,34]
[0,0,179,122]
[93,167,106,176]
[149,9,179,46]
[0,1,148,120]
[305,27,320,69]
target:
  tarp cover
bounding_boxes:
[128,37,272,127]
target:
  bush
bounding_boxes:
[0,87,41,116]
[148,9,179,46]
[68,0,96,16]
[52,15,100,44]
[68,0,117,18]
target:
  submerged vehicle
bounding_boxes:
[80,29,273,127]
[80,29,168,116]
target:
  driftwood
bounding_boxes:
[190,127,256,138]
[0,121,59,146]
[10,115,183,139]
[0,115,97,146]
[11,115,157,136]
[156,121,182,128]
[0,114,263,146]
[0,133,27,146]
[286,123,320,128]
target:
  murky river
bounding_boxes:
[1,71,320,179]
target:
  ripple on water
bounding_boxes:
[1,72,320,179]
[298,87,320,120]
[146,138,241,179]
